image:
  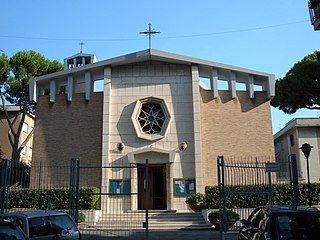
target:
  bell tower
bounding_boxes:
[63,42,97,70]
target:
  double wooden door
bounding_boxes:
[138,164,167,210]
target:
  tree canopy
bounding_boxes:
[0,50,63,162]
[271,51,320,114]
[1,50,63,108]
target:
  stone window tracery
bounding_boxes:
[131,97,171,141]
[138,102,166,135]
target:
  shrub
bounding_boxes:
[78,212,85,223]
[8,187,100,210]
[185,193,206,207]
[208,210,240,222]
[205,183,320,209]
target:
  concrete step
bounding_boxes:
[93,211,212,230]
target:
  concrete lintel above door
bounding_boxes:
[127,146,176,164]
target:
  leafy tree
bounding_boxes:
[271,51,320,114]
[0,50,63,162]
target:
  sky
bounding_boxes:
[1,0,319,134]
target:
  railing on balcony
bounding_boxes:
[309,0,320,30]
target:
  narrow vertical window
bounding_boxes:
[289,134,294,147]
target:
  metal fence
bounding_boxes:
[0,158,150,239]
[217,155,299,239]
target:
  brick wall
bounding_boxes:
[200,89,275,186]
[32,92,103,188]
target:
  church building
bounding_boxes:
[29,49,275,212]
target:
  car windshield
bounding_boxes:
[28,215,76,238]
[276,212,320,239]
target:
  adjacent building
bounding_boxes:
[274,118,320,182]
[29,49,275,211]
[309,0,320,30]
[0,106,34,165]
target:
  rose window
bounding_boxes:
[138,102,165,135]
[132,97,171,141]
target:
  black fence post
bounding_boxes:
[217,156,226,239]
[267,166,273,205]
[289,154,299,206]
[69,158,80,223]
[0,160,11,214]
[145,159,149,237]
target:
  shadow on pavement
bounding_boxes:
[81,229,223,240]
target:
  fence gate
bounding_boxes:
[217,155,299,238]
[69,158,150,239]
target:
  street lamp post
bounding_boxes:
[299,143,313,207]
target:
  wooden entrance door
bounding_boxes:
[138,164,167,210]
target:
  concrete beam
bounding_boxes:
[229,71,237,99]
[50,80,56,103]
[85,71,91,101]
[210,68,219,98]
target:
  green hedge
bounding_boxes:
[8,187,100,210]
[205,183,320,209]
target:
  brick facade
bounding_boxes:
[32,92,103,187]
[200,89,275,186]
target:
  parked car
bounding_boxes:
[0,219,28,240]
[238,205,320,240]
[0,210,81,240]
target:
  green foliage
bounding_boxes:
[205,183,320,209]
[185,193,206,207]
[8,187,100,210]
[205,185,270,209]
[1,50,63,106]
[0,50,63,162]
[208,209,240,222]
[271,51,320,114]
[271,184,292,205]
[0,53,10,82]
[78,212,86,223]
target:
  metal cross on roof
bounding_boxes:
[140,24,160,50]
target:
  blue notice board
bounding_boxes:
[109,179,130,195]
[174,179,195,195]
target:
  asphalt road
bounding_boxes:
[81,229,238,240]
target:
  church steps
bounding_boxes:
[92,211,212,230]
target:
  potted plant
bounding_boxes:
[185,193,206,212]
[208,209,240,230]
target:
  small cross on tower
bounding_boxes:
[79,42,85,53]
[140,24,160,50]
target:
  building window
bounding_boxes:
[22,123,28,133]
[28,147,32,158]
[289,134,294,147]
[276,142,281,154]
[21,146,26,155]
[138,102,166,135]
[131,97,171,141]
